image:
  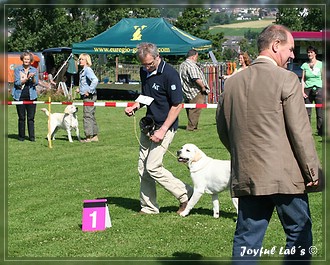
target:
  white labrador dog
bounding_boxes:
[177,143,238,218]
[41,105,81,142]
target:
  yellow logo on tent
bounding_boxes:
[171,26,196,41]
[131,25,147,41]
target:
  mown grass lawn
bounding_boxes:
[5,100,325,265]
[209,19,275,36]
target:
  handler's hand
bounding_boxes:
[150,129,165,143]
[306,180,319,187]
[125,106,135,117]
[28,72,35,79]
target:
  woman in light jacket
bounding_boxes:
[76,53,99,142]
[12,51,39,141]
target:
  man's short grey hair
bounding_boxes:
[136,42,159,59]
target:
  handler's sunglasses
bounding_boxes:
[142,60,155,67]
[141,56,158,68]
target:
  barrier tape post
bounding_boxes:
[48,97,52,149]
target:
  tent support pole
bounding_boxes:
[53,53,73,80]
[115,56,118,82]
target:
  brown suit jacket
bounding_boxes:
[216,57,321,197]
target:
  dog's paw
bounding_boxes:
[213,212,220,218]
[179,210,189,217]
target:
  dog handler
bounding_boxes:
[125,42,192,214]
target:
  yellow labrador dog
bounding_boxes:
[177,143,238,218]
[41,105,81,142]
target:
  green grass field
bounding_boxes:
[5,101,325,265]
[209,19,275,36]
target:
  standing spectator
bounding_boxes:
[301,45,323,136]
[76,53,99,142]
[218,52,252,109]
[12,51,39,141]
[179,49,210,131]
[124,42,192,214]
[216,25,322,264]
[221,52,251,80]
[48,67,57,88]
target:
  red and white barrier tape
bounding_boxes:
[3,101,323,108]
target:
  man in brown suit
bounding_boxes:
[216,25,322,264]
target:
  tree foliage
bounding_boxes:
[275,7,324,31]
[7,7,324,64]
[175,8,210,40]
[7,7,161,52]
[7,7,97,51]
[174,8,225,62]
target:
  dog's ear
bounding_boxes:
[192,150,202,162]
[65,106,75,114]
[64,106,70,114]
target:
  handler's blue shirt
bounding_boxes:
[140,59,183,130]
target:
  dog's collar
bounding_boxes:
[188,156,212,173]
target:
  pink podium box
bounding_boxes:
[82,199,111,232]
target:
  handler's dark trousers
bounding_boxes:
[304,86,323,136]
[232,194,312,265]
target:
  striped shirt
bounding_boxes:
[179,58,209,100]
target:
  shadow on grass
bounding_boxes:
[157,254,232,265]
[98,196,236,221]
[7,133,24,140]
[160,206,237,221]
[99,196,141,212]
[7,133,77,142]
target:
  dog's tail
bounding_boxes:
[40,108,50,116]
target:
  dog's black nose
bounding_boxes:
[176,150,181,156]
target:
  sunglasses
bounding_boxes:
[141,60,155,68]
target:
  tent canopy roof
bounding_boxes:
[72,18,212,55]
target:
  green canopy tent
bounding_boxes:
[72,17,212,55]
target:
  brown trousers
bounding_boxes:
[185,93,206,131]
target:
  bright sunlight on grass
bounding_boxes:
[5,100,324,265]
